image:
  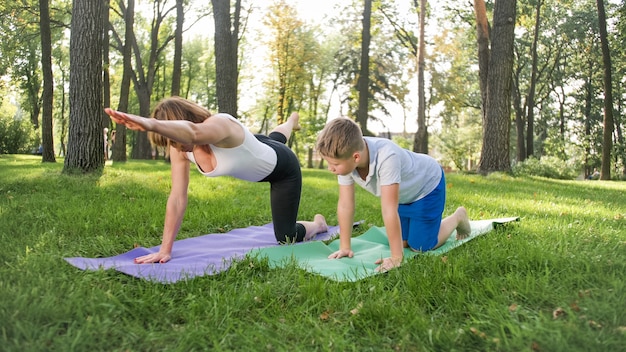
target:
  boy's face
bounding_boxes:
[323,153,360,176]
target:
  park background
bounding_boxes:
[1,1,626,350]
[0,0,625,179]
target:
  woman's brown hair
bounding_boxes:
[148,96,213,148]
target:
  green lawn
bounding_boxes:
[1,154,624,351]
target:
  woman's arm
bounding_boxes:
[104,108,243,148]
[133,147,190,264]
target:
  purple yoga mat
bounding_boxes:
[65,223,342,284]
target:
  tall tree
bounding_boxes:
[263,1,315,124]
[212,0,241,117]
[129,0,176,159]
[110,0,135,162]
[39,0,56,162]
[476,0,517,174]
[356,0,373,135]
[63,0,104,173]
[171,0,184,96]
[596,0,614,180]
[474,0,489,124]
[102,0,111,162]
[524,0,543,160]
[2,4,43,130]
[412,0,428,153]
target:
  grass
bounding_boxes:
[1,154,625,351]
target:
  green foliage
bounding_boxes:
[433,111,482,171]
[1,156,625,351]
[391,135,412,150]
[0,112,38,154]
[512,156,578,180]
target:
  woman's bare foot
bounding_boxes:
[288,112,301,131]
[454,206,471,240]
[304,214,328,241]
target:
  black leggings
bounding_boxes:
[257,132,306,243]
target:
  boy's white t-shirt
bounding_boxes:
[337,137,442,204]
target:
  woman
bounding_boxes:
[105,97,327,264]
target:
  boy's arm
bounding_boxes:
[328,184,355,259]
[376,183,403,271]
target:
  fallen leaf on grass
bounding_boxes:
[588,320,602,329]
[531,341,541,351]
[552,307,566,319]
[508,303,518,312]
[469,327,486,339]
[441,256,448,263]
[319,311,331,321]
[350,302,363,315]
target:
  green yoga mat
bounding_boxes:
[250,217,519,282]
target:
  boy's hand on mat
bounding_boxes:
[328,249,353,259]
[134,252,171,264]
[374,257,402,272]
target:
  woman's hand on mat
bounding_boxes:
[328,249,353,259]
[134,252,171,264]
[374,256,402,272]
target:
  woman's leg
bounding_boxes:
[270,112,300,141]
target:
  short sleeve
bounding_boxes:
[377,153,402,186]
[337,174,354,185]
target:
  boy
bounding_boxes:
[315,118,471,272]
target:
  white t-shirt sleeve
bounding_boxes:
[377,152,402,186]
[337,174,354,185]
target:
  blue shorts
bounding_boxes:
[398,171,445,251]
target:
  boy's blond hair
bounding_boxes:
[316,118,365,159]
[148,96,213,149]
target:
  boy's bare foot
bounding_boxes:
[288,112,301,131]
[454,206,471,240]
[304,214,328,240]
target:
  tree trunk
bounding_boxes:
[171,0,183,96]
[477,0,516,174]
[102,0,111,161]
[39,0,56,163]
[212,0,241,117]
[128,0,173,159]
[474,0,489,120]
[356,0,372,135]
[525,0,543,159]
[131,89,153,159]
[413,0,428,153]
[512,64,526,162]
[583,64,593,177]
[112,0,135,162]
[615,85,625,177]
[596,0,614,180]
[63,0,104,174]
